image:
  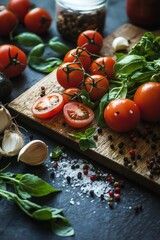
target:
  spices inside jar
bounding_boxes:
[55,0,108,41]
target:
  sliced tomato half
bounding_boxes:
[63,101,94,128]
[32,93,64,119]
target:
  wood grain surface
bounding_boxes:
[8,23,160,194]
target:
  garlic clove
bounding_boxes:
[1,123,24,157]
[112,37,129,52]
[18,140,48,166]
[0,103,12,133]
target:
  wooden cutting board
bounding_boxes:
[8,23,160,194]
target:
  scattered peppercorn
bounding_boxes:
[77,172,82,179]
[66,176,71,183]
[50,171,55,179]
[97,127,103,134]
[90,190,95,198]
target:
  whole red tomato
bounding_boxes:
[0,5,18,36]
[85,74,109,101]
[7,0,31,23]
[90,57,115,80]
[56,62,84,89]
[64,48,92,71]
[77,30,103,54]
[24,7,52,34]
[104,98,141,132]
[134,82,160,122]
[0,44,27,78]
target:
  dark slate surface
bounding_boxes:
[0,0,160,240]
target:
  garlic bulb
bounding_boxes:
[0,103,12,133]
[18,140,48,166]
[112,37,129,52]
[1,123,24,157]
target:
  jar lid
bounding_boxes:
[56,0,107,12]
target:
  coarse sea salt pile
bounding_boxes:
[47,151,124,206]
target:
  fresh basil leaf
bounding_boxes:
[114,54,146,75]
[50,146,63,159]
[17,174,61,197]
[32,208,53,220]
[79,138,96,151]
[14,185,31,199]
[95,92,109,128]
[13,32,43,46]
[108,85,127,101]
[28,43,45,58]
[51,215,74,237]
[80,89,97,109]
[0,179,6,190]
[28,56,62,73]
[49,38,70,54]
[84,127,96,138]
[68,132,85,139]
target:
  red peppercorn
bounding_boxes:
[53,162,58,168]
[129,149,135,155]
[83,168,88,175]
[108,190,114,196]
[90,175,95,181]
[41,86,45,90]
[114,193,121,200]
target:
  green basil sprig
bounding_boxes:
[69,127,97,151]
[0,167,74,237]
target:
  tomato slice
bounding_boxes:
[32,93,64,119]
[63,102,94,128]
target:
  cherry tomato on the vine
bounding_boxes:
[62,88,81,104]
[7,0,31,23]
[85,74,109,101]
[90,57,115,80]
[134,82,160,122]
[56,62,84,89]
[64,47,92,71]
[104,98,141,133]
[63,101,94,128]
[0,5,18,36]
[0,44,27,78]
[32,93,64,119]
[77,30,103,54]
[24,7,52,34]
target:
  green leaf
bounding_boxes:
[14,185,31,199]
[32,208,53,220]
[16,174,60,197]
[28,43,46,58]
[28,56,62,73]
[79,138,96,151]
[49,37,70,54]
[0,179,6,191]
[80,89,97,109]
[68,132,85,139]
[84,127,96,138]
[13,32,43,46]
[114,54,146,75]
[95,92,109,128]
[51,215,74,237]
[108,85,127,101]
[50,146,63,159]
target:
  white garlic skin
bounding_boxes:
[112,37,129,52]
[18,140,48,166]
[1,126,24,157]
[0,103,12,133]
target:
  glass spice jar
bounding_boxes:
[126,0,160,29]
[55,0,108,41]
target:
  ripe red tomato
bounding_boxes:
[32,93,64,119]
[56,62,84,89]
[84,74,109,101]
[104,98,141,132]
[77,30,103,54]
[90,57,115,80]
[0,44,27,78]
[0,5,18,36]
[63,48,92,71]
[24,7,52,34]
[7,0,31,23]
[63,101,94,128]
[62,88,81,104]
[134,82,160,122]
